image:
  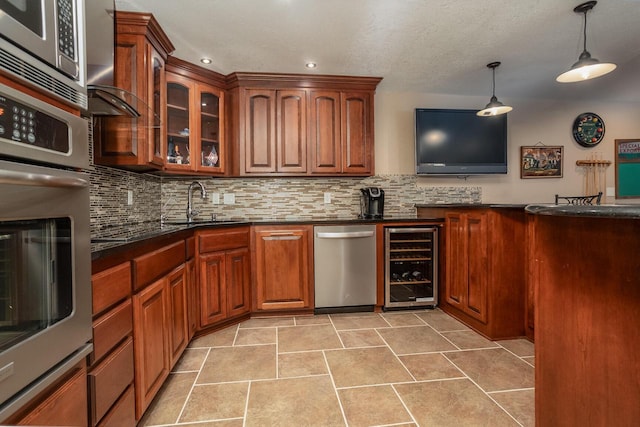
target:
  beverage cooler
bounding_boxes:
[384,227,438,309]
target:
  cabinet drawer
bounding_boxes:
[89,337,134,426]
[198,228,249,253]
[96,385,135,427]
[92,262,131,316]
[132,240,186,291]
[92,300,133,364]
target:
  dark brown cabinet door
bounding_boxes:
[341,92,372,174]
[225,248,251,318]
[199,252,227,327]
[253,226,312,311]
[244,89,277,173]
[167,265,188,367]
[186,258,197,340]
[277,90,307,173]
[309,91,341,173]
[132,278,169,420]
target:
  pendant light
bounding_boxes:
[556,1,616,83]
[477,62,512,117]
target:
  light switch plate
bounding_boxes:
[127,190,133,205]
[324,192,331,204]
[223,193,235,205]
[606,187,615,197]
[210,193,220,204]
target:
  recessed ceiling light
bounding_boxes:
[200,58,213,65]
[305,62,317,69]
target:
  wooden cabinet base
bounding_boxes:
[533,215,640,426]
[11,360,88,426]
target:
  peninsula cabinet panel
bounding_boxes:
[252,226,313,312]
[420,207,525,340]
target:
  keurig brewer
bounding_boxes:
[360,187,385,219]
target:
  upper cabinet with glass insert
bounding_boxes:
[164,57,225,174]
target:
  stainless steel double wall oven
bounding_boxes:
[0,80,92,419]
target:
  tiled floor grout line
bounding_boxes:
[173,345,212,425]
[147,310,533,426]
[440,351,525,427]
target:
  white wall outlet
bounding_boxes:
[606,186,615,197]
[223,193,235,205]
[127,190,133,206]
[324,192,331,204]
[210,192,220,205]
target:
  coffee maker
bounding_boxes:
[360,187,385,219]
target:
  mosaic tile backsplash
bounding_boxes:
[88,124,481,236]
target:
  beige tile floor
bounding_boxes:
[139,309,535,427]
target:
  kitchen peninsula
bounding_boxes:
[526,205,640,426]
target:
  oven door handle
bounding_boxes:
[0,169,88,188]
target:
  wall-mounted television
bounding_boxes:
[415,108,508,175]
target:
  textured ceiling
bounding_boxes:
[114,0,640,103]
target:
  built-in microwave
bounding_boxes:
[0,0,87,109]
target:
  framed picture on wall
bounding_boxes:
[520,145,563,179]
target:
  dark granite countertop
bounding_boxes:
[525,204,640,219]
[415,203,528,209]
[91,216,441,257]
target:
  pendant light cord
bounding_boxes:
[492,67,496,97]
[582,9,588,53]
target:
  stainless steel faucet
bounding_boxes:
[186,181,207,223]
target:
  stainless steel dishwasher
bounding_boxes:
[314,224,377,312]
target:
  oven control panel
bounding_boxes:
[0,92,70,154]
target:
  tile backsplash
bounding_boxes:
[88,123,481,235]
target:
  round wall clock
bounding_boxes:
[572,112,605,147]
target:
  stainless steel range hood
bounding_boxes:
[84,0,145,118]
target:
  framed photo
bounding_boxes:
[521,146,563,178]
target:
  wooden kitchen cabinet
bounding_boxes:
[165,57,226,174]
[197,228,251,329]
[11,360,88,427]
[241,88,307,174]
[418,207,526,340]
[131,240,187,419]
[227,73,381,176]
[89,261,135,427]
[252,225,314,312]
[445,211,489,323]
[309,90,373,174]
[93,11,174,170]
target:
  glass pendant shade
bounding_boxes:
[557,1,616,83]
[477,62,512,117]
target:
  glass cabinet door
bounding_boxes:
[149,51,165,165]
[197,86,223,172]
[166,79,192,168]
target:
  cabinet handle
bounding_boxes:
[263,235,300,241]
[0,169,88,188]
[316,231,374,239]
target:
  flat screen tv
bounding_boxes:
[415,108,508,175]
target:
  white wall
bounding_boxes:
[374,91,640,204]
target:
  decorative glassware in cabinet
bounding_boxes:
[166,82,191,165]
[199,91,220,168]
